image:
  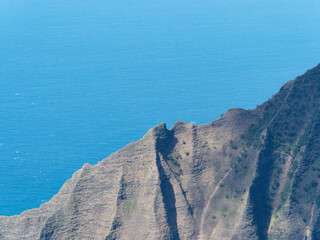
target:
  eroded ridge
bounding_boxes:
[2,64,320,239]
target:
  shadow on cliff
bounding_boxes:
[154,124,181,240]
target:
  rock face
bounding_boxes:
[2,65,320,239]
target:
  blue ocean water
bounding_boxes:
[0,0,320,216]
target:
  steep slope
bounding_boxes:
[1,64,320,240]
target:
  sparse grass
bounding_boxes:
[280,180,291,203]
[230,146,248,168]
[229,140,238,150]
[221,208,235,218]
[124,200,138,215]
[167,152,182,176]
[167,153,181,165]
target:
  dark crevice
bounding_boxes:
[162,156,195,217]
[248,129,275,240]
[290,107,320,209]
[38,214,58,240]
[156,153,181,240]
[154,126,181,240]
[105,217,122,240]
[105,175,125,240]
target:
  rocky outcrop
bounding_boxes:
[2,65,320,239]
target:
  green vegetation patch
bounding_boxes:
[124,200,138,215]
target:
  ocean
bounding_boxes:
[1,0,320,215]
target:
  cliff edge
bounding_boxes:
[2,65,320,239]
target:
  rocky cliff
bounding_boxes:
[2,65,320,240]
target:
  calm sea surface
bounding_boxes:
[1,0,320,215]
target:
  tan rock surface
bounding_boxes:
[2,65,320,239]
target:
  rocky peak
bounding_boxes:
[1,65,320,240]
